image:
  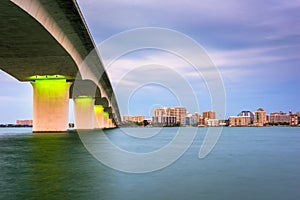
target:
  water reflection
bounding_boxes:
[1,128,300,200]
[0,133,116,199]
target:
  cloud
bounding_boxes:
[77,0,300,42]
[208,45,300,68]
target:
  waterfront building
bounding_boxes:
[152,106,186,126]
[289,111,298,126]
[253,108,267,126]
[122,115,145,123]
[269,111,290,124]
[16,120,33,126]
[199,117,205,126]
[152,116,177,126]
[238,111,254,122]
[206,119,219,127]
[219,119,229,126]
[193,112,201,125]
[229,116,251,127]
[202,110,216,120]
[202,110,216,126]
[183,114,198,126]
[172,106,187,124]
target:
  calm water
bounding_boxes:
[1,127,300,200]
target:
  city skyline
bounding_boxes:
[122,106,299,127]
[1,0,300,123]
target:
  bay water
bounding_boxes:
[1,127,299,200]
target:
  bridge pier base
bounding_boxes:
[94,105,104,129]
[103,112,109,128]
[74,96,95,130]
[31,79,71,133]
[108,118,113,128]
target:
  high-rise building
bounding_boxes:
[172,106,187,124]
[269,111,290,124]
[202,110,216,119]
[202,110,216,126]
[152,106,186,126]
[253,108,267,126]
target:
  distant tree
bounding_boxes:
[143,120,149,127]
[134,121,143,126]
[282,122,290,126]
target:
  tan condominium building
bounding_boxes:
[229,116,251,127]
[202,110,216,120]
[153,106,187,124]
[269,111,290,123]
[254,108,267,126]
[202,110,216,126]
[122,115,145,123]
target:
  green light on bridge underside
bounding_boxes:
[74,96,93,107]
[32,79,70,97]
[94,105,104,114]
[28,75,69,81]
[103,112,109,117]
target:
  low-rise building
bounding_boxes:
[122,115,145,123]
[238,111,254,123]
[16,120,33,126]
[152,116,177,126]
[206,119,219,127]
[182,114,198,126]
[229,116,251,127]
[269,111,290,124]
[289,111,298,126]
[218,120,229,126]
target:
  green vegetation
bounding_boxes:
[268,122,290,126]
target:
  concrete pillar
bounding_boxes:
[94,105,104,129]
[74,96,95,130]
[31,79,71,133]
[108,118,113,128]
[103,112,109,128]
[94,110,101,129]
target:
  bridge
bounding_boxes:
[0,0,121,132]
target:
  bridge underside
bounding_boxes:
[0,0,121,131]
[0,0,87,81]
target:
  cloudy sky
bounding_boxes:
[0,0,299,123]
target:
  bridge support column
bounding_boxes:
[74,96,95,130]
[103,112,109,128]
[94,105,104,129]
[31,79,71,133]
[108,118,113,128]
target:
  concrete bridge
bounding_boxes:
[0,0,121,132]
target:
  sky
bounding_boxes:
[0,0,300,123]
